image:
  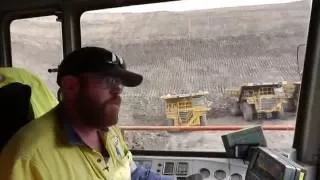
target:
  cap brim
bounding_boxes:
[107,67,143,87]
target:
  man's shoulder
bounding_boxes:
[1,108,58,158]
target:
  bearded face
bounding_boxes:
[75,74,123,128]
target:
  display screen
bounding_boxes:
[176,162,188,175]
[163,162,175,175]
[251,150,285,180]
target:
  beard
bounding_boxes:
[75,90,121,129]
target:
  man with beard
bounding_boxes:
[0,47,173,180]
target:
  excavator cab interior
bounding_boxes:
[1,0,320,180]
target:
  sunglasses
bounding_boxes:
[78,73,123,90]
[102,76,123,89]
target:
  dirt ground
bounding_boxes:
[125,130,295,151]
[10,0,311,151]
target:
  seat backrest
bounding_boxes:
[0,82,34,150]
[0,67,59,118]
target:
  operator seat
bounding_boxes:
[0,67,58,118]
[0,82,34,151]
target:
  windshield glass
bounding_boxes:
[11,0,311,152]
[10,15,62,91]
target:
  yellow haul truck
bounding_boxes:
[160,91,211,126]
[227,82,287,121]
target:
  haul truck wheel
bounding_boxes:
[230,101,241,116]
[243,102,254,121]
[200,115,207,126]
[284,98,296,112]
[293,97,299,111]
[274,109,285,120]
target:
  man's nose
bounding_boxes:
[110,85,123,94]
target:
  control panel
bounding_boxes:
[133,155,248,180]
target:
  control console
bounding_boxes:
[133,155,248,180]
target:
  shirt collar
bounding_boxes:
[63,119,85,145]
[56,103,85,146]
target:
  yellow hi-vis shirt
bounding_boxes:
[0,105,133,180]
[0,67,58,118]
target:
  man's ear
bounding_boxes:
[60,76,80,95]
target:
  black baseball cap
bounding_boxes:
[56,46,143,87]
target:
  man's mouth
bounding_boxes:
[108,95,121,105]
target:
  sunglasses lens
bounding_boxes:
[104,77,122,88]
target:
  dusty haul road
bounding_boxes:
[10,0,310,151]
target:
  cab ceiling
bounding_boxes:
[1,0,176,14]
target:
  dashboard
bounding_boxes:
[130,125,299,180]
[133,155,248,180]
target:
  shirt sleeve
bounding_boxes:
[0,158,47,180]
[131,161,174,180]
